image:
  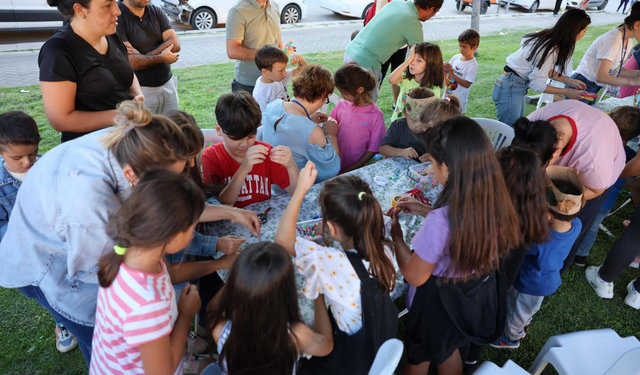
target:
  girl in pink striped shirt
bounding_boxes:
[90,169,206,375]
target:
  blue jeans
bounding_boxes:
[576,208,611,257]
[492,72,530,127]
[569,73,601,106]
[202,363,224,375]
[18,285,94,366]
[231,79,254,94]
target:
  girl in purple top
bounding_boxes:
[389,117,520,375]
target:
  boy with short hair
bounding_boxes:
[253,45,308,111]
[492,166,584,349]
[443,29,480,114]
[201,91,299,208]
[0,111,78,354]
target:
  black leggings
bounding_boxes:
[599,202,640,291]
[380,47,408,82]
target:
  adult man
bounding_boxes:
[117,0,180,114]
[226,0,282,93]
[345,0,443,102]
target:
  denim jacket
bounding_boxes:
[0,157,22,240]
[0,129,218,326]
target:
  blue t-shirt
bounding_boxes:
[513,218,582,296]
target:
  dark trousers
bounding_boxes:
[231,79,255,95]
[18,285,94,365]
[553,0,564,14]
[600,203,640,290]
[380,47,408,82]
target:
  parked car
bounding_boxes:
[0,0,63,30]
[161,0,307,30]
[320,0,374,19]
[566,0,608,10]
[496,0,556,12]
[456,0,497,14]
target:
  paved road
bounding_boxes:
[0,10,625,88]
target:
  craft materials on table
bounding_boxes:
[408,162,443,196]
[635,88,640,108]
[391,195,404,209]
[283,40,295,57]
[258,207,272,224]
[443,70,458,98]
[580,91,598,102]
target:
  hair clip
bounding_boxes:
[123,124,135,134]
[444,96,451,102]
[358,192,366,201]
[114,245,126,256]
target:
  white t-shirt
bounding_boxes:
[4,163,26,182]
[448,54,478,113]
[253,69,294,111]
[506,39,574,93]
[575,28,633,87]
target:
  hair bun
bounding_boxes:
[47,0,59,6]
[115,100,152,132]
[513,117,534,137]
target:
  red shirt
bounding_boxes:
[201,141,290,208]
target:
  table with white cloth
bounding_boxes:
[202,157,439,325]
[594,96,634,113]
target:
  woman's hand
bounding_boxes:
[324,119,339,137]
[311,112,328,124]
[133,94,145,105]
[565,89,585,101]
[216,236,246,254]
[297,161,318,194]
[217,253,239,270]
[234,208,262,237]
[568,79,587,90]
[396,196,432,217]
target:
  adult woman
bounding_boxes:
[571,3,640,104]
[40,0,143,142]
[258,64,341,182]
[492,9,591,126]
[0,102,260,366]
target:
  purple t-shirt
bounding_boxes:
[407,206,452,309]
[331,100,386,172]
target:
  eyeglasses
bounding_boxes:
[326,96,331,104]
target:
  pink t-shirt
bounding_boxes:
[331,100,385,172]
[90,262,180,375]
[527,100,625,190]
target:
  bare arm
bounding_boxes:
[621,153,640,178]
[342,151,375,173]
[226,39,257,61]
[165,256,236,285]
[379,145,418,160]
[292,295,334,357]
[596,59,640,87]
[150,29,181,53]
[388,58,411,85]
[139,316,191,375]
[389,211,436,286]
[199,204,262,237]
[446,69,472,88]
[218,166,252,206]
[583,186,606,201]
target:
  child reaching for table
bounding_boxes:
[331,63,386,173]
[388,42,444,122]
[274,161,398,375]
[389,117,520,374]
[205,242,334,375]
[90,170,206,375]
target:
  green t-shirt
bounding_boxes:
[390,76,441,122]
[345,1,424,71]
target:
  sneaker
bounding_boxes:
[585,266,614,299]
[188,331,208,354]
[463,361,478,375]
[574,255,587,268]
[489,334,520,349]
[630,256,640,269]
[55,323,78,353]
[625,280,640,310]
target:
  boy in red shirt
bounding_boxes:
[202,91,299,208]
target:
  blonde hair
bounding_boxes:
[419,95,462,130]
[101,101,190,177]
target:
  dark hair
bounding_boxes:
[549,180,581,221]
[414,0,444,10]
[406,42,444,89]
[319,176,396,292]
[522,9,590,76]
[419,95,462,129]
[206,242,301,375]
[215,92,262,140]
[407,87,435,99]
[98,169,206,288]
[351,29,360,41]
[512,117,558,167]
[0,111,41,151]
[621,2,640,29]
[610,106,640,142]
[458,29,480,48]
[496,146,549,245]
[47,0,92,17]
[102,101,191,178]
[292,64,335,103]
[255,45,289,71]
[424,117,521,279]
[334,63,377,104]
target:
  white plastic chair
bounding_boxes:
[201,128,223,149]
[474,360,530,375]
[529,328,640,375]
[603,346,640,375]
[368,338,404,375]
[472,118,514,151]
[536,78,566,109]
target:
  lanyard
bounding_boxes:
[291,99,311,120]
[618,28,628,78]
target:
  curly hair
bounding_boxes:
[292,64,335,103]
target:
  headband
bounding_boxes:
[404,96,433,124]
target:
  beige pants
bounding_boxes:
[141,75,179,115]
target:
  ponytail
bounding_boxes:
[622,2,640,29]
[97,250,124,288]
[418,95,462,131]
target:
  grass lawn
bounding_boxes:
[1,23,640,374]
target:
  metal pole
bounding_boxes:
[471,0,480,32]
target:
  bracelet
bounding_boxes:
[628,78,632,86]
[635,70,639,79]
[231,207,238,224]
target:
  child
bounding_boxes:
[379,91,460,162]
[90,169,205,374]
[492,166,583,349]
[388,42,444,122]
[205,241,334,375]
[389,117,520,374]
[444,29,480,114]
[0,111,78,354]
[253,44,308,111]
[331,63,386,173]
[201,91,299,208]
[275,162,398,375]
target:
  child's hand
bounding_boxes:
[400,147,418,160]
[270,146,295,167]
[418,153,430,163]
[216,235,246,254]
[443,61,452,72]
[407,45,416,63]
[290,55,307,66]
[297,161,318,193]
[234,209,262,237]
[396,196,432,217]
[218,253,239,270]
[240,144,269,172]
[566,89,586,101]
[324,119,339,137]
[311,112,328,124]
[386,208,404,242]
[178,284,201,318]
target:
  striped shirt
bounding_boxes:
[89,262,180,375]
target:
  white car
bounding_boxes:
[0,0,64,30]
[498,0,557,12]
[161,0,307,30]
[320,0,375,19]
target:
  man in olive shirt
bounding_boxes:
[226,0,282,93]
[345,0,443,102]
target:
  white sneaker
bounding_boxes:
[585,266,614,299]
[624,280,640,310]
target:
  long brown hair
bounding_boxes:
[425,117,520,278]
[206,242,301,375]
[496,146,548,245]
[98,169,205,288]
[319,176,396,292]
[334,62,377,104]
[405,42,444,89]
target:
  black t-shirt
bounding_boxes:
[38,24,134,142]
[380,118,428,157]
[116,2,173,87]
